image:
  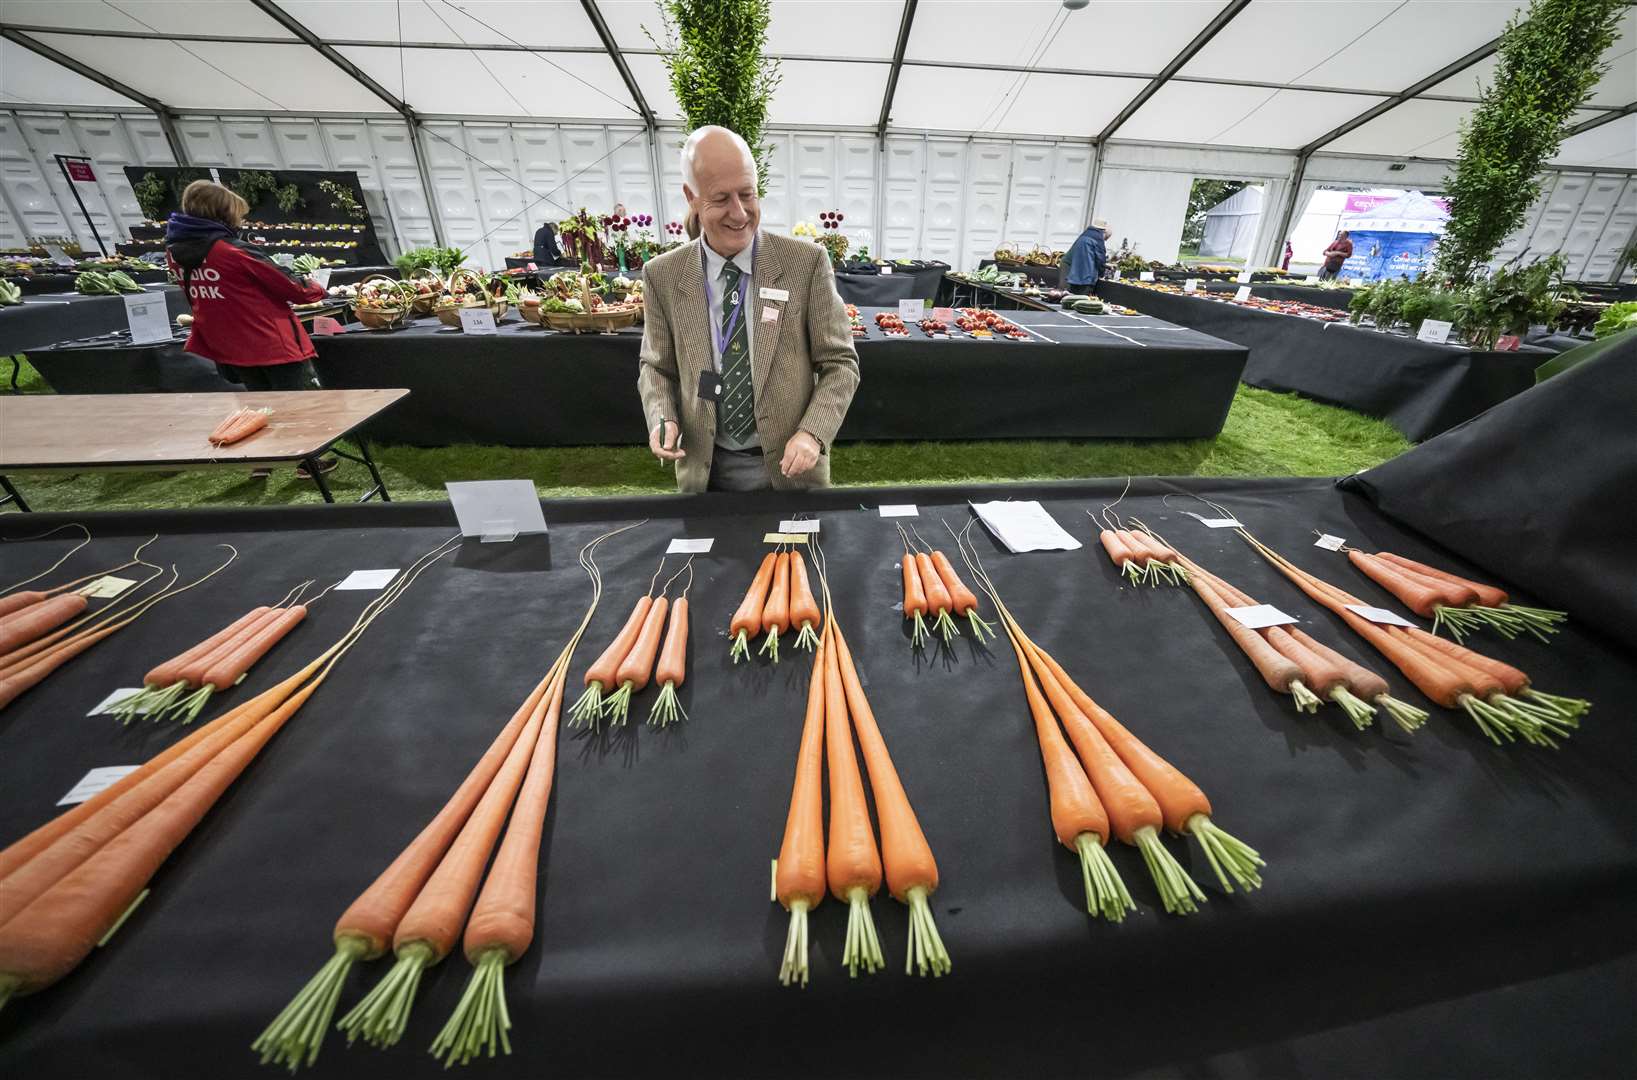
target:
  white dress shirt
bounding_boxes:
[700,237,760,450]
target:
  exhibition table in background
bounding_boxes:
[1099,281,1544,441]
[305,306,1246,445]
[5,266,169,295]
[833,261,947,306]
[0,286,188,359]
[0,477,1630,1078]
[1198,279,1354,310]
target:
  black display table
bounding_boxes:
[1100,281,1544,441]
[0,477,1630,1079]
[0,286,188,360]
[834,261,947,306]
[1194,280,1353,310]
[303,306,1245,445]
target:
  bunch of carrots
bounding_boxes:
[1093,509,1188,587]
[953,523,1263,918]
[209,407,271,447]
[1230,522,1589,746]
[567,555,693,728]
[773,542,950,986]
[1129,523,1429,733]
[255,524,630,1070]
[896,524,995,649]
[109,580,323,725]
[0,539,238,713]
[728,544,821,664]
[1330,541,1567,643]
[0,536,457,1017]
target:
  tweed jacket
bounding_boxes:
[637,232,861,493]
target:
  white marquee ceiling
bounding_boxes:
[0,0,1630,165]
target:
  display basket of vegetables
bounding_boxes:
[406,268,443,315]
[350,274,417,329]
[516,288,545,325]
[541,274,640,333]
[434,268,509,327]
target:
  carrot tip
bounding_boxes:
[729,629,751,664]
[1074,833,1134,922]
[1134,826,1206,916]
[429,949,513,1067]
[1186,814,1264,894]
[777,900,812,988]
[646,682,688,727]
[252,937,368,1070]
[566,684,605,729]
[1376,694,1430,733]
[964,609,997,644]
[905,887,952,977]
[841,888,884,978]
[336,942,432,1049]
[1329,686,1377,730]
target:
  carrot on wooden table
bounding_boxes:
[1,539,457,1018]
[822,622,885,975]
[772,636,828,986]
[648,560,693,727]
[928,530,995,642]
[729,551,776,663]
[787,549,823,651]
[758,550,792,662]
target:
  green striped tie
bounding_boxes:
[718,260,756,443]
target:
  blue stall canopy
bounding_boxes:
[1339,190,1451,282]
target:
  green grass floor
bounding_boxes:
[2,356,1408,512]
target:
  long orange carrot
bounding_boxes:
[729,552,776,662]
[915,551,960,643]
[0,592,47,618]
[831,624,950,975]
[649,594,690,727]
[569,594,651,725]
[823,625,884,976]
[0,593,86,653]
[901,551,928,649]
[930,548,994,641]
[773,635,828,986]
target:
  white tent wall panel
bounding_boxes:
[920,139,966,268]
[1000,143,1052,252]
[1046,146,1094,251]
[353,121,433,255]
[220,120,284,170]
[1489,178,1556,267]
[1554,174,1627,280]
[1094,166,1195,265]
[1583,178,1636,283]
[457,124,533,269]
[0,115,83,250]
[175,120,231,167]
[880,136,926,260]
[65,115,149,237]
[17,114,125,254]
[270,121,332,171]
[421,121,496,269]
[959,141,1013,272]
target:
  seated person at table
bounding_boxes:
[639,126,859,493]
[1064,218,1110,291]
[165,180,333,476]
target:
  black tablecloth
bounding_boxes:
[23,335,232,393]
[5,267,168,296]
[834,269,919,306]
[1100,281,1544,441]
[1197,280,1353,310]
[1,286,188,357]
[0,477,1631,1079]
[308,306,1245,445]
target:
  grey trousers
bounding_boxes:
[707,446,772,492]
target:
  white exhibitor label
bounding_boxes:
[666,537,715,554]
[1225,604,1299,630]
[458,307,498,335]
[779,519,820,533]
[310,268,332,288]
[1313,533,1347,551]
[1304,275,1321,284]
[1183,279,1199,293]
[335,569,399,591]
[1237,270,1253,284]
[59,765,139,806]
[1234,286,1253,302]
[878,504,918,517]
[1199,517,1244,529]
[1416,319,1453,345]
[1138,271,1155,282]
[880,265,893,275]
[124,292,172,345]
[1345,603,1417,628]
[898,298,925,322]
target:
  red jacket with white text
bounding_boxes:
[166,237,325,367]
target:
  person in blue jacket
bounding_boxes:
[1064,218,1110,291]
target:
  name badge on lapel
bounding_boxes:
[758,287,789,302]
[697,371,724,401]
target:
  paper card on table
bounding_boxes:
[58,765,140,806]
[78,575,138,598]
[43,241,73,265]
[310,316,344,336]
[88,688,148,717]
[971,501,1082,553]
[123,292,172,345]
[667,537,715,554]
[1313,533,1347,551]
[1345,603,1417,628]
[1496,334,1522,352]
[880,265,893,274]
[310,268,332,288]
[1348,277,1364,288]
[779,519,821,533]
[1234,286,1252,302]
[1237,270,1253,284]
[1225,604,1299,630]
[1138,271,1155,282]
[335,569,399,591]
[1110,269,1122,281]
[878,504,918,517]
[764,532,808,545]
[898,298,925,321]
[1183,279,1199,293]
[446,479,548,539]
[1304,275,1321,285]
[458,307,498,335]
[1416,319,1452,344]
[933,307,955,321]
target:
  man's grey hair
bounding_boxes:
[681,125,757,192]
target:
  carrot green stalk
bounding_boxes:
[822,624,884,976]
[787,550,822,651]
[773,636,828,986]
[729,552,776,663]
[758,551,791,662]
[254,528,625,1071]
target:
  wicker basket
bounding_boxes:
[541,274,639,333]
[435,298,511,328]
[517,299,544,325]
[350,274,416,330]
[407,268,443,315]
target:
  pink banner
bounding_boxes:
[1344,193,1450,214]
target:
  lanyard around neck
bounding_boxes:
[703,240,754,357]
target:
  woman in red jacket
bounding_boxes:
[165,180,333,473]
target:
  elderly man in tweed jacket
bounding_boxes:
[638,126,860,493]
